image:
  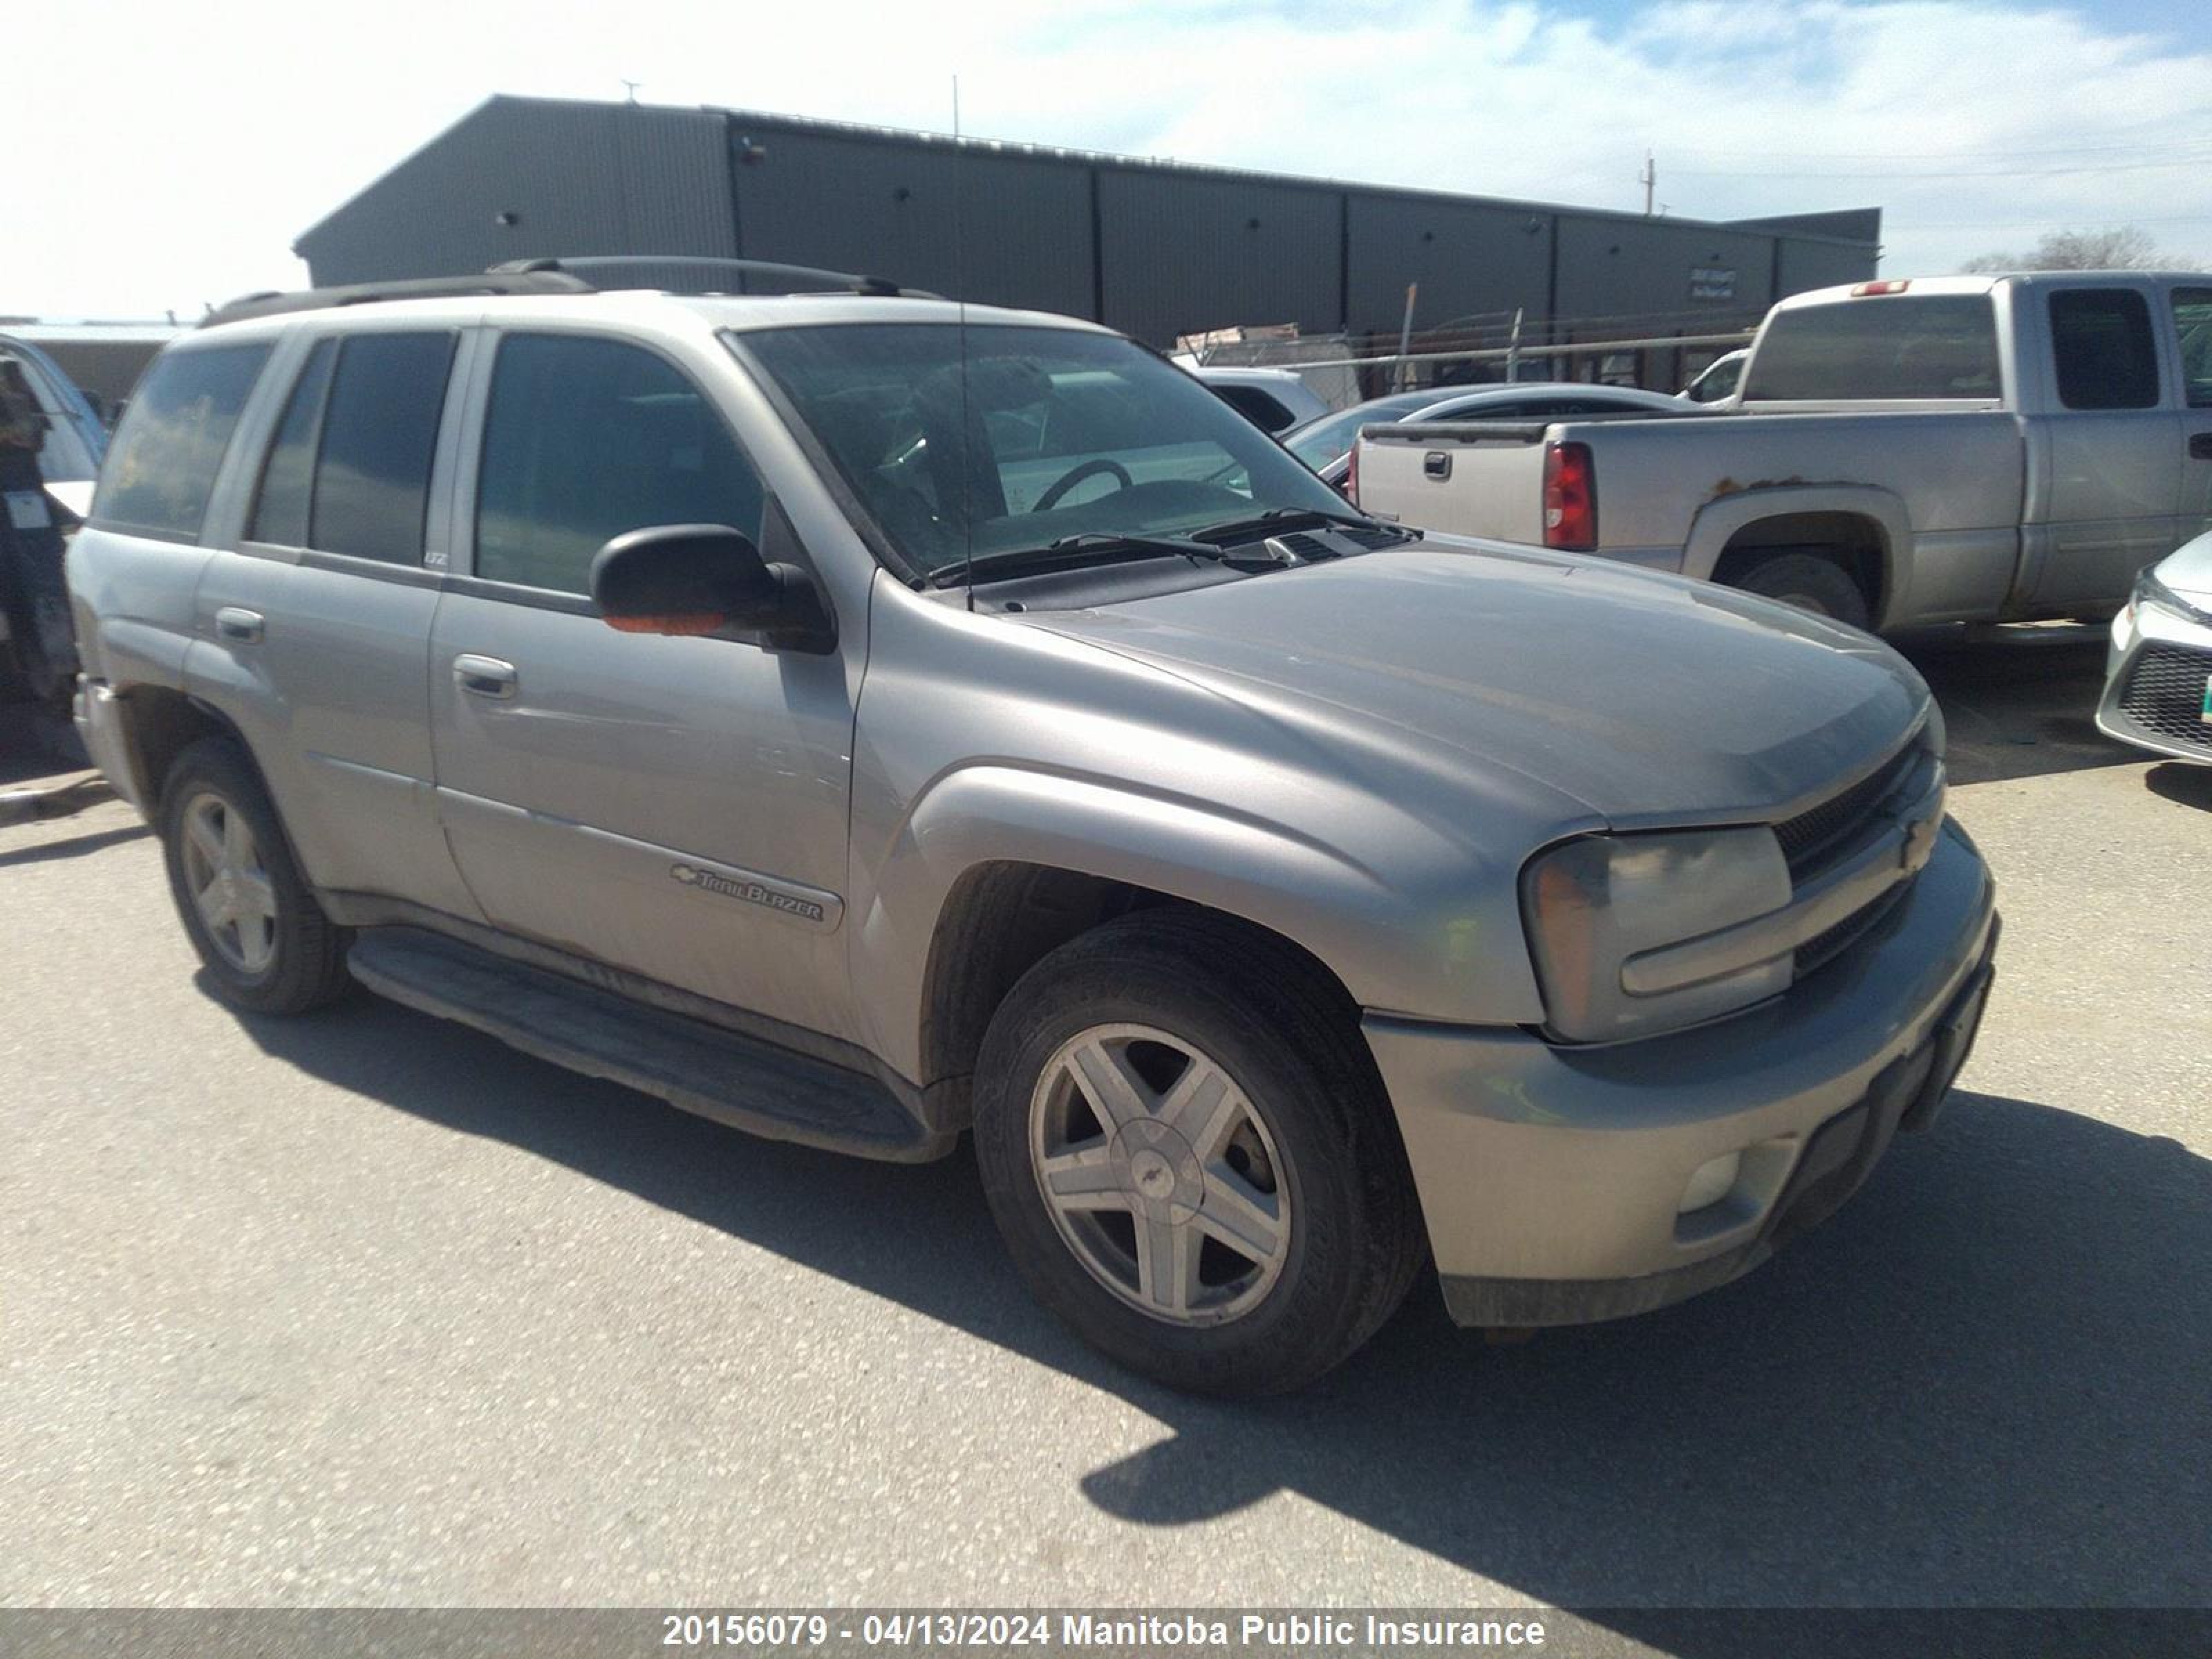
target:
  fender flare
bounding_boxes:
[1681,484,1911,625]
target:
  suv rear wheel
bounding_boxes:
[973,911,1425,1396]
[158,738,351,1015]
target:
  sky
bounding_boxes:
[10,0,2209,321]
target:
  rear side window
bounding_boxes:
[2050,289,2160,410]
[474,334,765,595]
[1213,384,1295,433]
[1743,296,2000,402]
[308,332,456,563]
[93,343,270,540]
[246,339,336,546]
[2171,288,2212,409]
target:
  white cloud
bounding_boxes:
[12,0,2209,319]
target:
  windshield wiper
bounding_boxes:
[1185,505,1418,545]
[927,532,1287,588]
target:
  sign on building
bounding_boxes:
[1689,266,1738,301]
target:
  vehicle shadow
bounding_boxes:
[235,991,2212,1626]
[1896,624,2135,787]
[2146,760,2212,812]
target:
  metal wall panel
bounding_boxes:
[1346,194,1553,337]
[1777,236,1880,300]
[1096,169,1341,346]
[728,125,1094,317]
[296,99,736,285]
[1552,215,1778,333]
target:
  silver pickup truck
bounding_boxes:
[68,263,1996,1395]
[1354,273,2212,632]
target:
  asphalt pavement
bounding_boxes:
[3,626,2208,1627]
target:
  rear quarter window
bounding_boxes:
[1743,296,2000,402]
[2049,288,2160,410]
[93,343,271,540]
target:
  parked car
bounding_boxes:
[1174,360,1331,435]
[1284,382,1688,486]
[2098,533,2212,763]
[68,262,1997,1396]
[1353,272,2212,633]
[1679,348,1747,404]
[0,331,109,518]
[1,335,109,703]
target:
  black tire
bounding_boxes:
[158,738,351,1015]
[1731,550,1873,631]
[973,910,1427,1396]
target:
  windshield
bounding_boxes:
[1281,392,1438,469]
[737,324,1350,578]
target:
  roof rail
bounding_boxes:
[199,270,593,328]
[491,255,941,300]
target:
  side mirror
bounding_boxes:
[588,523,834,652]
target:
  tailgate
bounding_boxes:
[1352,420,1552,542]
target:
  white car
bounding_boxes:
[1284,382,1687,487]
[2099,534,2212,764]
[1680,348,1748,405]
[1174,361,1331,435]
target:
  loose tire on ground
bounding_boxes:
[972,910,1427,1396]
[158,738,352,1015]
[1730,550,1873,631]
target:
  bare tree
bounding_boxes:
[1960,225,2180,273]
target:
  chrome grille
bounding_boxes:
[2117,644,2212,752]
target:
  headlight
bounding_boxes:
[2135,565,2212,626]
[1521,827,1792,1043]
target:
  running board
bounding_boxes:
[347,928,950,1163]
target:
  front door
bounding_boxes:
[427,330,859,1043]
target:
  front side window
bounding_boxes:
[1743,296,2000,402]
[2050,288,2160,411]
[0,350,98,484]
[740,324,1348,577]
[308,332,456,564]
[474,335,767,596]
[93,343,271,539]
[2172,288,2212,410]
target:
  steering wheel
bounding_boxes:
[1032,458,1134,512]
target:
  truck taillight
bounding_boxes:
[1543,441,1596,551]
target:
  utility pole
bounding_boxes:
[1640,150,1656,217]
[620,79,642,105]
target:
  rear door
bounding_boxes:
[2171,284,2212,545]
[206,325,481,919]
[2031,283,2182,609]
[427,328,859,1040]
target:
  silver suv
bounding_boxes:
[68,262,1999,1395]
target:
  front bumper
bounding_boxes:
[1365,820,1997,1327]
[2097,597,2212,765]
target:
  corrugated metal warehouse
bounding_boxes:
[297,96,1881,361]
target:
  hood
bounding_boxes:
[1027,544,1928,826]
[2154,529,2212,601]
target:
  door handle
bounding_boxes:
[2189,432,2212,460]
[453,654,518,700]
[214,606,264,643]
[1423,451,1453,480]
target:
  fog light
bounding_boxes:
[1678,1150,1743,1215]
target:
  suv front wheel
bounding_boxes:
[973,911,1425,1396]
[158,738,352,1015]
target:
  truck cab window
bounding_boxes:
[2049,289,2160,411]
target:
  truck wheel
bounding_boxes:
[972,910,1426,1396]
[1732,551,1871,631]
[158,738,351,1015]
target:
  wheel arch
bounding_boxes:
[1683,485,1911,627]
